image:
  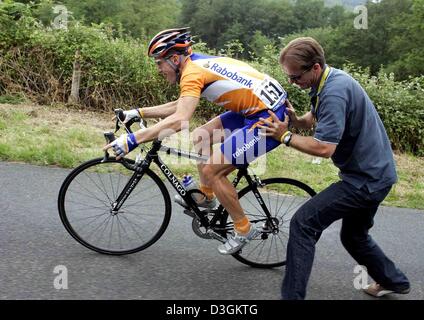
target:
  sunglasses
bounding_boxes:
[155,54,179,66]
[288,64,315,82]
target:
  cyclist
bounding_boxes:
[103,27,288,255]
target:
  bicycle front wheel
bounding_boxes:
[224,178,316,268]
[58,157,171,255]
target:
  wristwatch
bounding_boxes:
[283,131,293,146]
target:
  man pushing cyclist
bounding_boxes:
[103,27,288,255]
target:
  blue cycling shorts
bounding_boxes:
[219,104,287,168]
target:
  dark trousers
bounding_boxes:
[281,181,410,300]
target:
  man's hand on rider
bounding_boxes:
[103,133,139,160]
[257,110,290,142]
[285,99,298,123]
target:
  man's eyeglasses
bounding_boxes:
[288,64,315,82]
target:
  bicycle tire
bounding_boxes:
[58,157,172,255]
[223,178,316,268]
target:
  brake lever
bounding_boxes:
[102,131,116,162]
[114,116,120,133]
[114,108,137,134]
[103,109,141,163]
[114,108,125,133]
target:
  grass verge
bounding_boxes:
[0,103,422,210]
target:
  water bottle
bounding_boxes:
[182,175,205,203]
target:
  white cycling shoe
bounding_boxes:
[217,226,261,255]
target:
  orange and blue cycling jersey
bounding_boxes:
[180,53,288,167]
[180,53,287,116]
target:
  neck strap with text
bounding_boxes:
[312,66,331,117]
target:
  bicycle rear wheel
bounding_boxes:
[58,157,171,255]
[223,178,316,268]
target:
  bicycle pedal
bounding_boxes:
[206,229,226,243]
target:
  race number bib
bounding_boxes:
[254,76,287,110]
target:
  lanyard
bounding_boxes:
[312,66,331,118]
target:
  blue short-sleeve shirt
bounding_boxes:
[310,66,397,192]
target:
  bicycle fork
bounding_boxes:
[111,170,145,214]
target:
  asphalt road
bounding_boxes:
[0,161,423,300]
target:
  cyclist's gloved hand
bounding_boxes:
[106,133,139,160]
[123,108,143,124]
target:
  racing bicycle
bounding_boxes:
[58,110,316,268]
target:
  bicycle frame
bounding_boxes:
[108,139,276,234]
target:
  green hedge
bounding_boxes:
[0,2,178,109]
[344,66,424,155]
[0,2,423,155]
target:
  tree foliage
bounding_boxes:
[17,0,180,39]
[280,0,423,80]
[63,0,181,38]
[11,0,422,80]
[179,0,349,59]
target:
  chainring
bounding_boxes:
[191,217,214,239]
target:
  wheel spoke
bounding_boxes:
[230,178,315,268]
